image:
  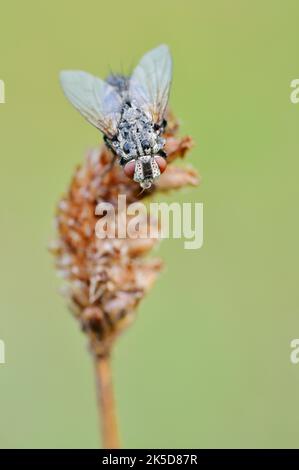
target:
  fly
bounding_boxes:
[60,45,172,189]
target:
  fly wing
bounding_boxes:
[129,45,172,124]
[60,70,122,138]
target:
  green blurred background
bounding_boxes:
[1,0,299,448]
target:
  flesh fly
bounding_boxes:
[60,45,172,189]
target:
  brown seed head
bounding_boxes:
[50,113,199,357]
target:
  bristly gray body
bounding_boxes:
[104,74,167,189]
[60,45,173,189]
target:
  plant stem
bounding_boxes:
[93,353,120,449]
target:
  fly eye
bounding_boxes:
[141,139,150,150]
[124,160,136,179]
[154,156,167,174]
[123,142,131,154]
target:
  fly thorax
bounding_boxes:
[106,104,166,166]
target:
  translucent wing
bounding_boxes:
[129,45,172,124]
[60,70,122,138]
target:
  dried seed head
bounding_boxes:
[50,114,199,357]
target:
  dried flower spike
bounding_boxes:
[51,45,199,448]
